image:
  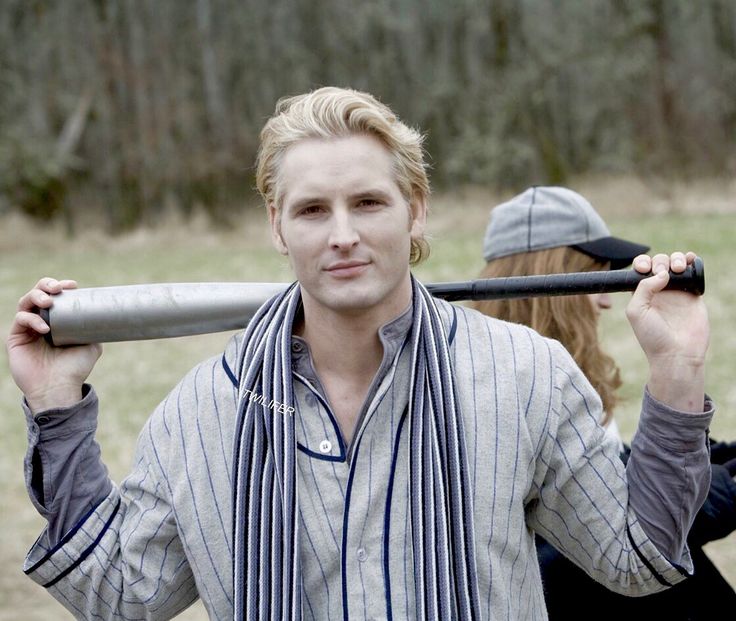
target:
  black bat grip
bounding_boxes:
[614,256,705,295]
[428,256,705,302]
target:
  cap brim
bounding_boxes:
[572,237,650,270]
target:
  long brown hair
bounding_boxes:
[472,247,621,423]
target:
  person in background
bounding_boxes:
[473,185,736,620]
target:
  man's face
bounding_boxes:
[269,134,426,319]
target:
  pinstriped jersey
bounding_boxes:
[23,299,712,619]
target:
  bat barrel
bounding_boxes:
[42,282,288,346]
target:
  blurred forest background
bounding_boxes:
[1,0,735,233]
[1,1,736,619]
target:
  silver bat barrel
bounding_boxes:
[42,283,288,346]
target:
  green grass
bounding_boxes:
[1,181,735,619]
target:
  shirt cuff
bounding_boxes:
[23,384,112,546]
[24,384,98,440]
[638,388,714,452]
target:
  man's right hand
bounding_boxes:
[7,277,102,414]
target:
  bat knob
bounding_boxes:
[691,256,705,295]
[666,256,705,295]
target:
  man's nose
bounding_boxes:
[328,210,360,250]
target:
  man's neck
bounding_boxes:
[296,291,412,445]
[298,302,401,380]
[296,275,413,379]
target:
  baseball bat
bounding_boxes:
[42,257,704,346]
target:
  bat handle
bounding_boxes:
[625,255,705,295]
[429,256,705,301]
[532,257,705,296]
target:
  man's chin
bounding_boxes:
[301,275,411,316]
[307,286,384,315]
[321,294,381,314]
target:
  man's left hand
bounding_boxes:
[626,251,709,412]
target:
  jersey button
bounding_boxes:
[357,548,368,562]
[319,440,332,454]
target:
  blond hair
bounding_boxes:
[255,87,430,264]
[471,247,621,423]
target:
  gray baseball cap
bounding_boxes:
[481,186,649,270]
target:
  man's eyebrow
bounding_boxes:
[349,187,392,198]
[288,196,323,210]
[282,195,329,214]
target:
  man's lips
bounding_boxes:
[325,261,370,277]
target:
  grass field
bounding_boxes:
[1,176,734,619]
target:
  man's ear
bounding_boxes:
[409,192,428,240]
[268,203,288,255]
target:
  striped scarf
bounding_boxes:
[232,278,481,620]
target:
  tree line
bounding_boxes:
[1,0,734,232]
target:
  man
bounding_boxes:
[8,87,712,620]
